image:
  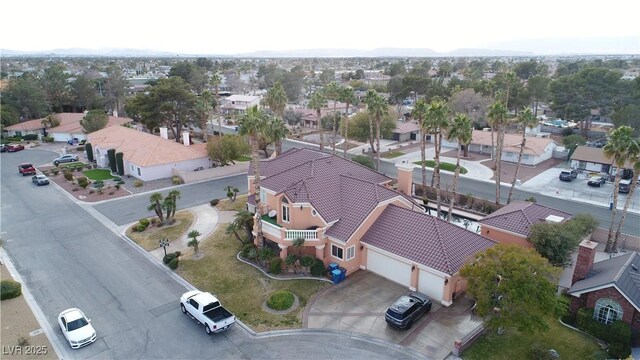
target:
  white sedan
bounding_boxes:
[58,308,97,349]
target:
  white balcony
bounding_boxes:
[285,229,322,240]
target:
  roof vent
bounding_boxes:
[632,264,638,272]
[545,215,564,224]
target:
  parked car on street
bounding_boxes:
[588,176,606,187]
[5,144,25,152]
[384,292,432,329]
[19,163,36,176]
[559,169,578,182]
[32,174,50,186]
[180,290,235,334]
[0,144,6,152]
[618,179,631,194]
[57,308,97,349]
[53,154,79,166]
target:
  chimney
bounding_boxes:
[395,160,414,196]
[182,131,190,146]
[159,127,169,140]
[572,239,598,285]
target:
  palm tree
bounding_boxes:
[262,81,288,117]
[446,113,473,222]
[412,99,429,203]
[163,190,181,223]
[187,230,201,254]
[266,116,289,156]
[364,90,388,171]
[487,101,508,205]
[603,126,636,253]
[195,91,213,141]
[209,73,222,137]
[424,99,451,215]
[309,91,327,150]
[507,108,538,204]
[338,87,356,158]
[233,209,255,242]
[147,193,164,223]
[325,82,340,152]
[238,105,269,248]
[614,140,640,247]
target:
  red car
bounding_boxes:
[19,163,36,176]
[6,144,25,152]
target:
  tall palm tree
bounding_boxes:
[147,192,164,223]
[412,99,429,204]
[487,101,508,205]
[614,139,640,247]
[325,82,340,152]
[261,82,288,156]
[446,113,473,221]
[424,99,451,215]
[338,87,356,158]
[195,91,214,141]
[603,126,636,253]
[209,73,222,137]
[364,90,388,171]
[266,116,289,156]
[507,108,538,204]
[163,189,181,223]
[238,105,269,248]
[309,91,326,150]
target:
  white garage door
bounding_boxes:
[418,269,444,302]
[367,249,411,287]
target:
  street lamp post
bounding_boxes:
[159,238,170,257]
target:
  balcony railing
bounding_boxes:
[262,221,281,238]
[285,229,323,240]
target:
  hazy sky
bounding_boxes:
[2,0,639,54]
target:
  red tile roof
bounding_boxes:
[479,201,572,237]
[5,113,131,133]
[361,204,496,274]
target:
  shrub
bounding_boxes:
[246,247,258,260]
[63,171,73,181]
[136,224,147,232]
[77,176,89,188]
[23,134,38,141]
[310,259,327,276]
[562,127,575,137]
[300,255,315,267]
[577,308,632,354]
[608,342,631,359]
[133,180,143,187]
[89,190,95,194]
[269,257,283,274]
[266,290,295,310]
[1,280,22,300]
[115,152,124,176]
[115,184,120,190]
[150,218,158,225]
[210,199,220,206]
[76,146,85,151]
[351,155,375,169]
[163,253,177,264]
[173,251,181,257]
[529,343,556,360]
[241,243,256,257]
[43,136,54,142]
[172,176,183,185]
[139,218,150,227]
[168,258,179,270]
[285,254,298,266]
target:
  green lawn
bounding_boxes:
[177,227,329,331]
[235,155,252,162]
[381,151,405,159]
[463,318,602,360]
[413,160,468,174]
[261,213,280,227]
[83,169,115,181]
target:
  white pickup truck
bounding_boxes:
[180,290,235,334]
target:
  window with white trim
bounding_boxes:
[259,189,266,203]
[346,246,355,261]
[281,197,290,223]
[331,244,343,260]
[137,167,141,176]
[594,298,623,325]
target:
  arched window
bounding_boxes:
[594,298,623,325]
[281,197,290,222]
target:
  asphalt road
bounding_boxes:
[1,149,422,360]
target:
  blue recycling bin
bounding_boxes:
[328,262,339,271]
[338,267,347,281]
[331,269,342,284]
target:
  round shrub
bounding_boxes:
[43,136,54,142]
[173,251,181,257]
[300,256,315,267]
[246,247,258,260]
[172,176,183,185]
[241,243,256,257]
[163,252,178,264]
[77,176,89,188]
[63,171,73,181]
[115,184,120,190]
[133,180,143,187]
[266,290,294,310]
[310,259,327,277]
[139,218,150,227]
[269,257,283,274]
[168,258,179,270]
[608,342,631,359]
[285,254,298,266]
[210,199,220,206]
[1,280,22,300]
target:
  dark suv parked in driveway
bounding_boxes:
[559,169,578,182]
[385,292,432,329]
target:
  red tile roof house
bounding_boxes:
[4,112,132,143]
[246,148,495,306]
[441,130,558,165]
[479,201,573,248]
[87,126,209,182]
[568,240,640,332]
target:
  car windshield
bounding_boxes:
[21,164,33,169]
[66,317,89,331]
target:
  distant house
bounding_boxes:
[479,201,572,248]
[570,145,634,176]
[87,126,209,181]
[389,121,420,142]
[568,240,640,332]
[441,130,558,165]
[4,113,131,142]
[220,95,261,115]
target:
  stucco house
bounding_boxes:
[4,113,131,142]
[479,201,572,248]
[246,148,495,306]
[441,130,558,165]
[570,145,635,176]
[568,240,640,332]
[220,95,261,115]
[390,121,420,142]
[87,126,209,181]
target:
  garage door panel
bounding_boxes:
[367,249,411,287]
[418,269,444,302]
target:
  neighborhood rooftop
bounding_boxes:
[4,112,131,133]
[479,201,573,237]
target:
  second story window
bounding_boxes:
[282,197,290,223]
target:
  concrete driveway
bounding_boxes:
[304,271,482,360]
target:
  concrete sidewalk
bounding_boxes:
[381,148,495,181]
